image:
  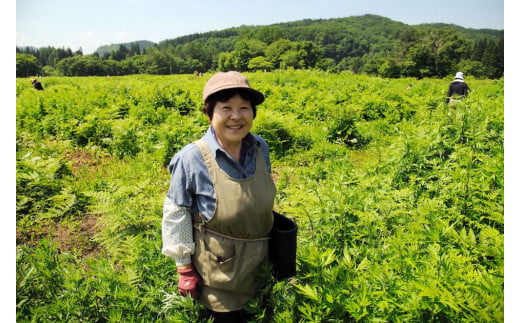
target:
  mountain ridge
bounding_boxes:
[94,14,502,53]
[94,40,156,55]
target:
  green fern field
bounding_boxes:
[16,70,504,322]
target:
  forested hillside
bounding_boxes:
[94,40,156,57]
[17,14,503,79]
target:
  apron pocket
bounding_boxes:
[196,230,238,290]
[194,230,268,293]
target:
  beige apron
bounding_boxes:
[192,139,276,312]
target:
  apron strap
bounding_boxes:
[194,221,269,242]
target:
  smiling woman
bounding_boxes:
[161,71,277,322]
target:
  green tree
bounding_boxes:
[280,50,301,69]
[41,65,59,76]
[456,59,486,77]
[481,37,503,78]
[379,59,400,78]
[16,53,40,77]
[316,58,336,71]
[402,44,435,78]
[255,26,283,44]
[435,33,468,77]
[293,41,322,68]
[111,45,128,61]
[128,42,141,56]
[266,39,293,69]
[56,55,114,76]
[146,47,170,74]
[122,55,152,74]
[335,57,353,72]
[470,39,488,62]
[232,39,268,71]
[400,60,418,78]
[248,56,273,71]
[362,57,384,75]
[394,28,471,78]
[172,40,219,71]
[218,52,235,71]
[182,58,204,74]
[37,47,59,67]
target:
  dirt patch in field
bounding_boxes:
[16,214,104,258]
[62,148,109,177]
[53,214,103,257]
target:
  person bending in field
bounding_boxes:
[31,78,44,90]
[445,72,470,103]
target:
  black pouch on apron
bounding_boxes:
[269,211,297,280]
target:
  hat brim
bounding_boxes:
[205,86,265,105]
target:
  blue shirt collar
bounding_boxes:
[202,127,258,160]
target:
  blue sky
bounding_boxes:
[16,0,504,54]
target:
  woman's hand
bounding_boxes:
[177,265,201,299]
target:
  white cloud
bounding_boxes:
[16,32,31,47]
[113,31,132,43]
[76,32,105,54]
[69,31,137,54]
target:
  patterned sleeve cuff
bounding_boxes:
[174,255,192,266]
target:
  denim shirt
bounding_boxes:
[166,127,271,221]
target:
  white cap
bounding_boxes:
[454,72,464,80]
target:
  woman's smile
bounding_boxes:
[226,124,244,131]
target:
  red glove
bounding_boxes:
[177,266,200,299]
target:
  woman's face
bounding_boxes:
[210,94,254,148]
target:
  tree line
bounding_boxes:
[16,14,503,79]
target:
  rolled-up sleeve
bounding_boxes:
[161,196,195,266]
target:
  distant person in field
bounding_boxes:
[161,71,292,322]
[31,78,44,91]
[445,72,470,103]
